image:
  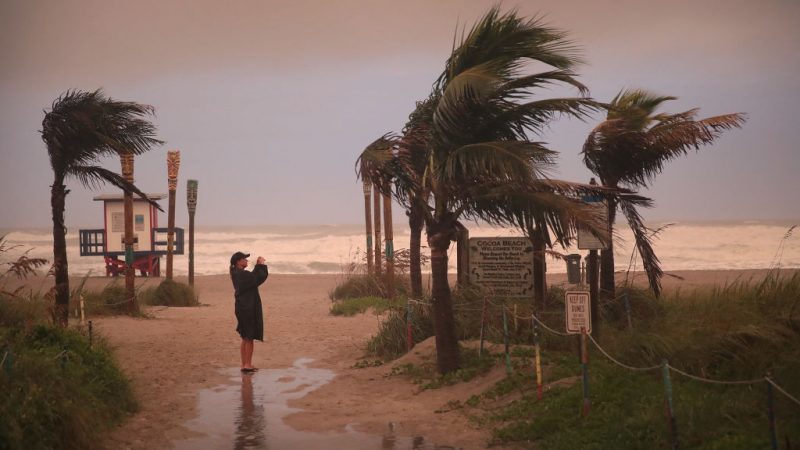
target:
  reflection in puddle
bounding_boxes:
[173,358,460,450]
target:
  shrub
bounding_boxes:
[142,279,199,307]
[330,296,393,316]
[0,298,137,450]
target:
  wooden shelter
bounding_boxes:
[78,194,184,276]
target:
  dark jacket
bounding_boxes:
[231,263,269,341]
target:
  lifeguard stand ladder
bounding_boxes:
[78,194,184,277]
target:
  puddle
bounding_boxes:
[172,358,460,449]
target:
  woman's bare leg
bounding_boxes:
[241,339,254,369]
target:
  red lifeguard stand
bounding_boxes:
[78,194,184,277]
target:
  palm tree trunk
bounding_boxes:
[373,182,382,276]
[363,182,373,274]
[531,231,547,311]
[600,198,617,301]
[427,228,461,374]
[382,190,395,298]
[51,181,70,327]
[408,203,424,298]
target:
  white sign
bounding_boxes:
[469,237,533,299]
[565,290,591,334]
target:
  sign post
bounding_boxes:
[579,185,606,340]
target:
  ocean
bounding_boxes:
[1,221,797,277]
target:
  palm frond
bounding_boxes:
[67,165,163,211]
[618,199,662,296]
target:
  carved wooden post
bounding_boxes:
[186,179,198,286]
[120,153,138,314]
[362,179,373,274]
[166,150,180,280]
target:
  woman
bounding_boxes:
[229,251,269,372]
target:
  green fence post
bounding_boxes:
[502,306,511,376]
[766,376,778,450]
[581,327,590,416]
[662,360,679,449]
[479,296,488,357]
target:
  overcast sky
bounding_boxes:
[1,0,798,229]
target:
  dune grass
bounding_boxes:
[0,295,137,450]
[472,271,800,449]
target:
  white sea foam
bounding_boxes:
[1,221,797,276]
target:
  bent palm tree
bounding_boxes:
[421,7,606,374]
[42,89,163,326]
[582,89,746,297]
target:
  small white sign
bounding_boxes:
[565,290,591,334]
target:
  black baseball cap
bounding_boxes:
[230,251,250,265]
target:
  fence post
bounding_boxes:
[88,320,93,348]
[581,327,590,416]
[406,300,414,352]
[479,296,488,357]
[662,360,679,449]
[766,376,778,450]
[533,314,543,400]
[502,307,511,376]
[623,292,633,330]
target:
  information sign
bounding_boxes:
[565,290,591,334]
[577,198,608,250]
[468,237,533,299]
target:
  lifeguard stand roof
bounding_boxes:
[92,194,166,201]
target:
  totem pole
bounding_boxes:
[120,153,138,314]
[187,179,198,286]
[166,150,180,280]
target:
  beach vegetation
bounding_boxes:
[582,89,746,299]
[41,89,163,326]
[0,247,136,450]
[329,296,396,316]
[459,271,800,448]
[140,279,200,307]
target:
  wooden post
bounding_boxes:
[533,314,543,400]
[766,376,778,450]
[186,179,198,287]
[362,179,373,274]
[662,360,679,449]
[382,187,394,298]
[503,307,511,376]
[120,153,138,315]
[457,227,470,286]
[373,182,382,276]
[587,249,599,340]
[581,327,590,416]
[166,151,180,280]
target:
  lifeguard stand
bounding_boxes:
[79,194,184,277]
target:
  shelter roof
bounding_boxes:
[92,193,166,202]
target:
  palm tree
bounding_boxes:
[41,89,163,326]
[420,7,607,374]
[582,89,746,298]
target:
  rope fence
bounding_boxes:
[398,293,799,448]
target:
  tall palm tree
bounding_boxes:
[42,89,163,326]
[419,7,606,374]
[582,89,746,298]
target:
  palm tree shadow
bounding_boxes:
[234,372,267,449]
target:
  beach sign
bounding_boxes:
[578,194,608,250]
[469,237,534,299]
[565,290,591,334]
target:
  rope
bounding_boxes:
[766,377,800,407]
[667,364,763,386]
[0,351,7,367]
[531,314,570,337]
[587,334,660,372]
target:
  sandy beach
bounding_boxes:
[21,268,791,449]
